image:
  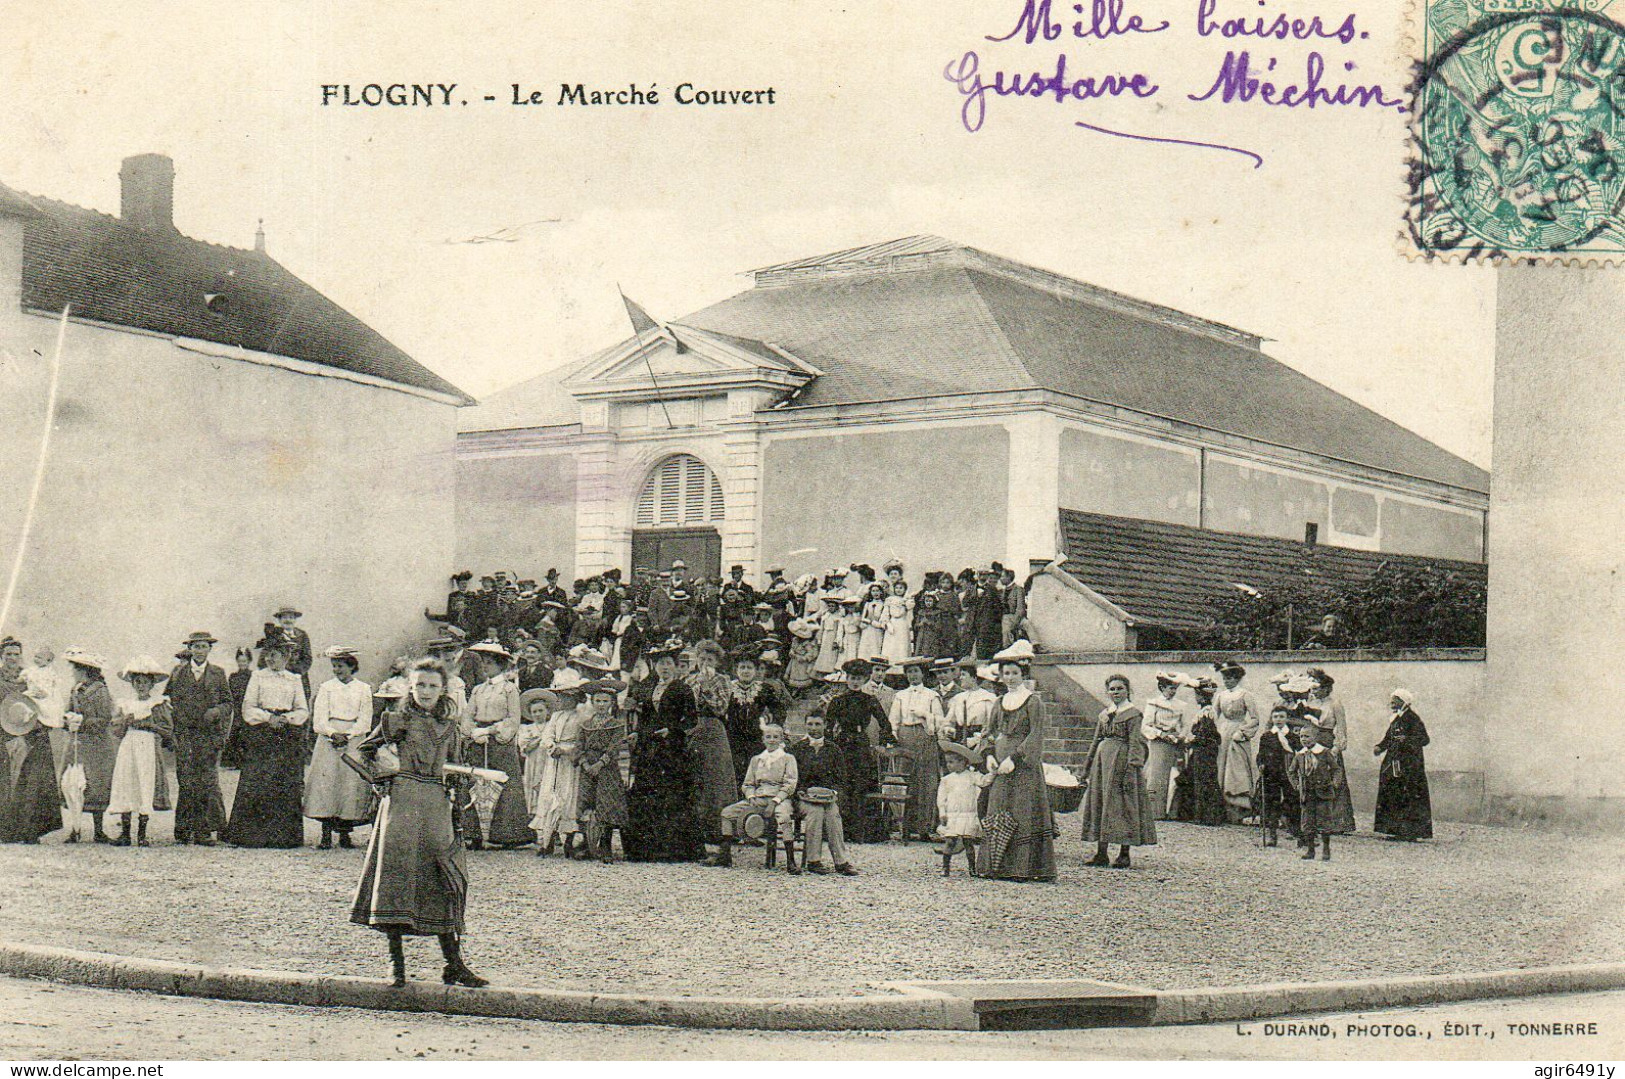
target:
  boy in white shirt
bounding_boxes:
[706,724,800,872]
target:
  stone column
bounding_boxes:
[1485,266,1625,825]
[1004,411,1062,572]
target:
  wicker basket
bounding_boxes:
[1044,762,1085,813]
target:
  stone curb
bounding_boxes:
[2,941,1621,1031]
[1148,962,1625,1025]
[0,942,971,1031]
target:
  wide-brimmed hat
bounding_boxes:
[899,656,933,671]
[570,648,615,673]
[183,631,218,646]
[931,657,958,672]
[1282,675,1318,695]
[520,687,560,715]
[425,636,463,653]
[765,564,785,575]
[882,558,903,572]
[1214,660,1246,678]
[120,655,170,682]
[976,664,1000,682]
[645,639,685,661]
[821,669,848,684]
[1305,667,1335,689]
[787,619,818,640]
[273,605,302,619]
[992,639,1036,663]
[467,641,514,664]
[61,647,108,672]
[375,682,406,700]
[550,668,589,693]
[938,739,979,765]
[584,678,626,696]
[0,690,42,737]
[840,658,872,677]
[324,645,359,661]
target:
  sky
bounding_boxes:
[0,0,1495,467]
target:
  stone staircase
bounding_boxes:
[1032,663,1104,775]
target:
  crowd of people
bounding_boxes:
[0,558,1435,988]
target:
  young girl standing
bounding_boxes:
[576,679,629,863]
[106,657,174,847]
[935,741,988,876]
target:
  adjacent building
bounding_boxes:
[0,155,471,674]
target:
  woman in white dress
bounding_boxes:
[304,647,375,849]
[1141,672,1195,821]
[858,583,888,660]
[880,580,913,665]
[106,656,174,847]
[527,670,588,857]
[1211,660,1261,822]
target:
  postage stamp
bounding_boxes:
[1407,0,1625,260]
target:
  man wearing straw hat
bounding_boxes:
[168,632,232,845]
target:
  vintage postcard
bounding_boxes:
[0,0,1619,1069]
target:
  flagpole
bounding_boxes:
[617,285,675,430]
[0,304,70,635]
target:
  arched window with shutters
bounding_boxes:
[634,453,725,528]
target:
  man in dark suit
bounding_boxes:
[168,632,233,845]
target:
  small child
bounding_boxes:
[936,741,989,876]
[1288,708,1345,862]
[106,657,174,847]
[576,679,629,864]
[1254,706,1300,847]
[708,724,800,872]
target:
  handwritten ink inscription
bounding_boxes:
[945,0,1406,166]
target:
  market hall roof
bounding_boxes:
[1056,508,1489,634]
[461,235,1488,495]
[0,175,472,403]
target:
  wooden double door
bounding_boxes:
[631,527,721,581]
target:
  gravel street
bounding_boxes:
[0,812,1620,998]
[0,977,1621,1060]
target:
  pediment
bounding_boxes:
[562,324,819,401]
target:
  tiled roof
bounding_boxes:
[0,183,471,402]
[1058,509,1489,632]
[463,237,1489,495]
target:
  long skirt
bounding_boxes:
[687,719,736,843]
[836,738,887,843]
[107,730,160,816]
[896,725,941,839]
[77,724,119,814]
[976,759,1055,881]
[530,755,582,838]
[578,763,629,829]
[351,774,466,936]
[1374,756,1433,839]
[459,739,534,847]
[222,724,306,848]
[624,752,703,863]
[1142,740,1180,821]
[1216,722,1258,814]
[1325,769,1357,835]
[1,730,59,843]
[304,735,375,825]
[173,729,226,839]
[1081,737,1157,846]
[1172,743,1227,826]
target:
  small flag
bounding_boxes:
[618,288,660,337]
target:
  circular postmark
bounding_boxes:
[1411,8,1625,255]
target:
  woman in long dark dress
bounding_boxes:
[722,652,780,786]
[220,647,255,770]
[222,639,308,848]
[623,643,704,862]
[1373,689,1433,840]
[351,658,486,989]
[1173,677,1227,826]
[1080,673,1157,868]
[1,639,58,844]
[976,658,1055,882]
[823,660,894,843]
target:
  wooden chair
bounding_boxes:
[867,746,914,842]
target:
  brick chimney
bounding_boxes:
[119,153,176,231]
